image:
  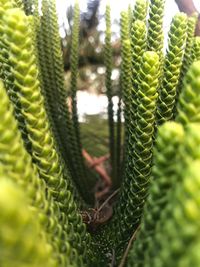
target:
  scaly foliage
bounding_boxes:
[105,4,116,183]
[127,122,185,266]
[156,13,187,125]
[0,79,86,266]
[116,11,130,182]
[0,178,55,267]
[132,0,148,23]
[69,0,91,200]
[1,7,92,265]
[147,0,165,60]
[175,13,198,104]
[176,61,200,124]
[98,51,159,265]
[1,0,200,266]
[136,124,200,267]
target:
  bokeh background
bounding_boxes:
[54,0,200,157]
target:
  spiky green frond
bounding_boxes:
[127,122,185,266]
[147,0,165,60]
[147,158,200,267]
[156,13,187,125]
[190,36,200,63]
[120,11,131,121]
[0,178,56,267]
[177,14,197,91]
[69,1,91,198]
[116,11,130,182]
[176,60,200,125]
[132,0,148,23]
[128,123,200,267]
[131,20,147,91]
[145,128,200,267]
[2,8,92,264]
[32,0,87,198]
[105,51,159,262]
[0,0,31,152]
[128,4,133,32]
[105,4,115,180]
[0,79,86,266]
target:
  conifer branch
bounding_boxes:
[156,13,188,125]
[2,8,92,264]
[105,4,116,183]
[132,0,148,24]
[176,60,200,124]
[147,0,165,60]
[127,122,185,266]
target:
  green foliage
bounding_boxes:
[176,61,200,124]
[69,0,92,201]
[105,4,116,184]
[133,125,199,266]
[147,0,165,60]
[175,13,198,105]
[119,11,132,174]
[0,0,200,266]
[127,121,185,266]
[116,51,159,247]
[132,0,148,23]
[156,13,187,125]
[0,178,55,267]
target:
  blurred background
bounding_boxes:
[55,0,200,157]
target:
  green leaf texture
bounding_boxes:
[127,122,185,266]
[176,60,200,124]
[132,0,148,24]
[105,51,160,262]
[1,8,92,265]
[156,13,187,125]
[147,0,165,60]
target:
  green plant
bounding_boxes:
[0,0,200,266]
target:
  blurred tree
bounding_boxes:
[63,0,103,70]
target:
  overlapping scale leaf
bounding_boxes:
[132,0,148,23]
[69,1,91,197]
[127,122,185,267]
[2,8,92,265]
[32,0,86,198]
[175,14,197,100]
[147,0,165,60]
[106,51,159,262]
[176,60,200,124]
[120,11,132,172]
[0,1,31,152]
[105,4,115,181]
[116,11,130,182]
[0,177,56,267]
[146,160,200,267]
[0,80,84,266]
[131,19,147,95]
[190,36,200,63]
[143,123,200,267]
[156,13,187,125]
